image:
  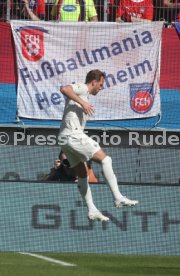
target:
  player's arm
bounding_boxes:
[60,85,94,116]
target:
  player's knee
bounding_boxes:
[101,155,112,166]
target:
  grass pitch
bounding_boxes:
[0,253,180,276]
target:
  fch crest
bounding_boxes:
[17,26,48,62]
[130,83,154,114]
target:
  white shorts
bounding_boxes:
[59,133,101,168]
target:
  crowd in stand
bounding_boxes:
[0,0,180,26]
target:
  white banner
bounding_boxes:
[11,21,163,120]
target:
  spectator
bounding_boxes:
[153,0,180,24]
[107,0,120,22]
[11,0,21,19]
[51,0,98,21]
[43,151,77,181]
[45,0,54,20]
[115,0,154,22]
[0,0,20,21]
[21,0,46,20]
[44,151,98,182]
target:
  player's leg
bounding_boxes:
[60,145,106,220]
[73,161,109,221]
[92,149,139,207]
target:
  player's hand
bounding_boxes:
[81,102,95,116]
[54,160,61,169]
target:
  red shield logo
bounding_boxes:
[130,83,154,114]
[131,91,153,113]
[20,26,48,62]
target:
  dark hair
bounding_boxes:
[85,69,105,84]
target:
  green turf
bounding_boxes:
[0,253,180,276]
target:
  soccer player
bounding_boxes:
[59,69,138,221]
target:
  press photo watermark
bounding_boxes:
[0,130,179,147]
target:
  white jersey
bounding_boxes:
[59,83,89,136]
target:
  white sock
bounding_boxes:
[101,156,123,201]
[78,177,99,214]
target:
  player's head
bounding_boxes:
[85,69,105,95]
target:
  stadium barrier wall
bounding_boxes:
[0,181,179,255]
[0,128,179,184]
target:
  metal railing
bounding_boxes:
[0,0,179,27]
